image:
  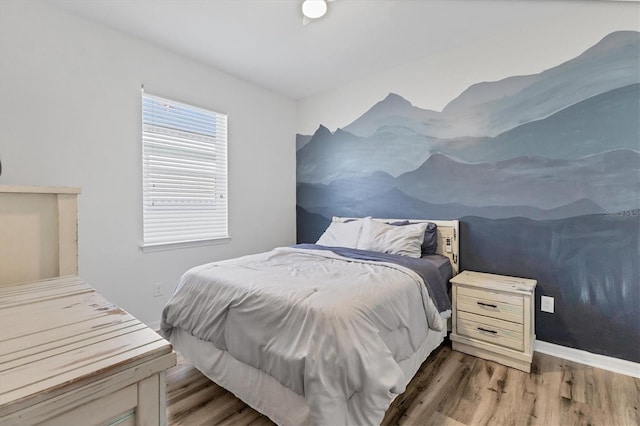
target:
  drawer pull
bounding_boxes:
[477,301,497,308]
[477,327,497,335]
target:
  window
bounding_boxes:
[141,92,228,249]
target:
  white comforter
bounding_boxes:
[161,247,446,425]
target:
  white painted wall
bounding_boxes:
[0,0,297,325]
[297,0,640,135]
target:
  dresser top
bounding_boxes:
[0,276,173,415]
[451,270,537,293]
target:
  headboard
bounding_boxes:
[332,217,460,276]
[0,185,80,285]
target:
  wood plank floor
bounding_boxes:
[166,341,640,425]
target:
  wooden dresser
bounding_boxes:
[450,270,537,373]
[0,276,176,426]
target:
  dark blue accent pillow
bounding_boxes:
[389,220,438,255]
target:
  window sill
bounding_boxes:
[140,237,231,253]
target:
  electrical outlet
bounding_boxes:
[445,237,452,253]
[541,295,554,313]
[153,283,163,297]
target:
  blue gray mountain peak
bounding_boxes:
[342,31,639,139]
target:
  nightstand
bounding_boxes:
[450,270,537,373]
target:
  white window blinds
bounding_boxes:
[142,92,228,247]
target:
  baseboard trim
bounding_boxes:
[535,340,640,378]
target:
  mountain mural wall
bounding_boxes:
[296,31,640,363]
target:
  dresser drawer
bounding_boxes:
[38,384,137,426]
[457,290,524,324]
[457,311,524,351]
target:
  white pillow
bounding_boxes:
[316,220,364,248]
[357,218,427,258]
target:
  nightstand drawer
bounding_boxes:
[457,293,524,324]
[457,311,523,351]
[457,286,523,307]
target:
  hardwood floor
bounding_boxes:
[166,341,639,425]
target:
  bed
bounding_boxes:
[160,216,460,426]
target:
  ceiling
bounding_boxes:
[49,0,633,100]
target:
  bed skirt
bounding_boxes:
[170,326,447,426]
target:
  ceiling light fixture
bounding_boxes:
[302,0,328,19]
